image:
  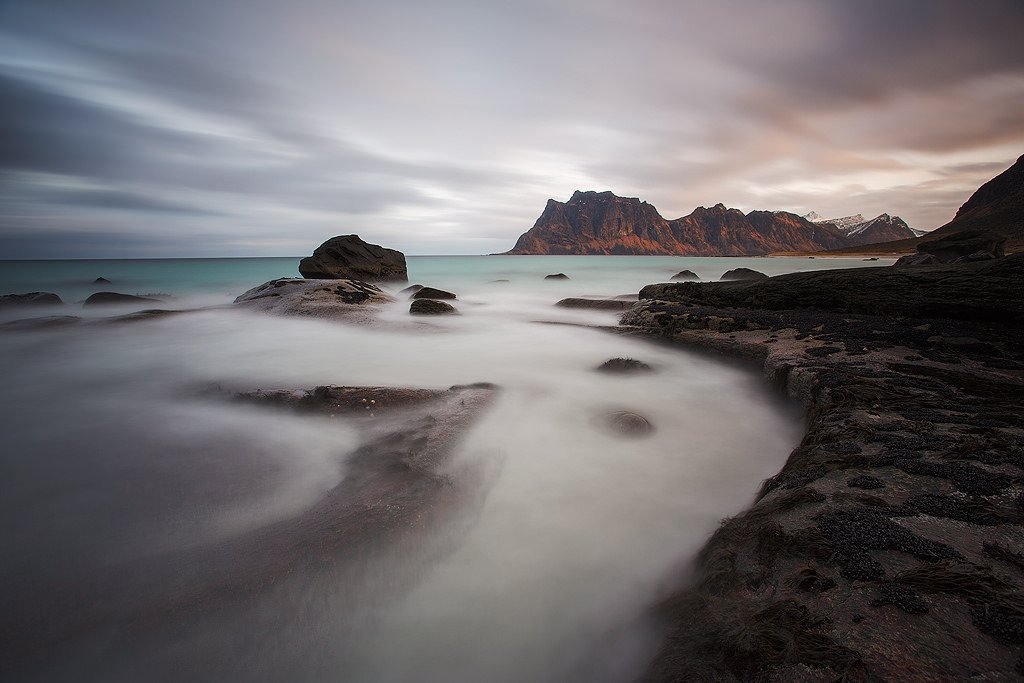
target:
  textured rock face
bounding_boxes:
[671,270,699,280]
[298,235,408,282]
[917,230,1006,262]
[0,292,63,308]
[720,267,769,281]
[554,297,634,311]
[234,278,394,319]
[409,299,457,315]
[504,191,853,255]
[411,286,456,300]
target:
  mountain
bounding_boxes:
[802,212,918,246]
[818,153,1024,255]
[504,191,851,256]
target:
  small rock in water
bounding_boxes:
[399,284,424,296]
[601,410,654,437]
[83,292,162,306]
[412,286,456,300]
[93,277,111,284]
[596,358,653,374]
[544,273,570,280]
[670,270,699,281]
[720,268,768,281]
[410,299,457,315]
[555,298,633,311]
[0,292,63,308]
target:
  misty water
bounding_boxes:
[0,256,888,681]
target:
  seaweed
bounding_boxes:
[983,542,1024,574]
[895,458,1013,495]
[847,475,884,490]
[870,583,928,615]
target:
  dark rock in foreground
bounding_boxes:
[399,284,424,296]
[299,234,408,281]
[0,292,63,308]
[624,255,1024,681]
[895,229,1007,267]
[410,299,457,316]
[720,267,768,281]
[596,358,652,374]
[234,278,393,320]
[411,286,456,300]
[671,270,699,280]
[555,298,634,311]
[84,292,161,306]
[544,273,570,280]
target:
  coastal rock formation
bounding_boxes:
[720,267,768,281]
[0,292,63,308]
[234,278,394,319]
[596,357,653,374]
[670,270,699,280]
[504,191,855,256]
[410,299,457,315]
[399,284,424,296]
[623,255,1024,680]
[555,297,634,311]
[600,410,654,437]
[93,277,111,284]
[918,230,1006,262]
[545,273,570,280]
[298,234,408,282]
[411,286,456,300]
[84,292,161,306]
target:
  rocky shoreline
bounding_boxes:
[620,255,1024,680]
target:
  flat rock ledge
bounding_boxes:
[622,255,1024,681]
[234,278,394,320]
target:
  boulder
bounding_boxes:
[917,230,1006,263]
[555,298,633,311]
[720,268,769,281]
[953,250,1000,264]
[399,284,424,296]
[596,358,653,374]
[234,278,394,319]
[411,286,456,300]
[93,277,111,284]
[893,253,940,267]
[84,292,161,306]
[0,292,63,308]
[409,299,458,316]
[671,270,699,281]
[298,235,408,282]
[544,273,570,280]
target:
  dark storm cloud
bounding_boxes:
[0,0,1022,257]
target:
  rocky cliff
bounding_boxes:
[505,191,852,255]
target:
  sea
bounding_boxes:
[0,255,892,682]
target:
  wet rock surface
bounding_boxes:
[234,278,394,320]
[720,267,768,281]
[84,292,162,306]
[298,234,408,281]
[544,272,570,280]
[0,292,63,308]
[625,256,1024,681]
[410,299,457,315]
[596,357,653,374]
[555,297,634,311]
[670,269,699,280]
[411,286,456,300]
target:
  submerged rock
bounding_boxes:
[601,410,654,437]
[298,234,408,281]
[93,277,111,284]
[412,286,456,300]
[720,267,769,281]
[544,273,570,280]
[234,278,394,319]
[555,298,633,311]
[84,292,161,306]
[0,292,63,308]
[596,358,653,374]
[671,270,699,281]
[410,299,457,315]
[1,315,80,330]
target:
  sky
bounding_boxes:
[1,0,1023,258]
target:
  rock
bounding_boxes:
[917,229,1006,263]
[720,268,769,281]
[0,292,63,308]
[489,279,511,284]
[411,286,456,300]
[409,299,457,315]
[953,250,999,264]
[298,234,408,281]
[83,292,161,306]
[555,298,633,311]
[596,358,653,374]
[671,270,699,280]
[93,277,111,284]
[1,315,80,330]
[893,253,940,267]
[601,410,654,437]
[234,278,394,319]
[399,284,424,296]
[545,273,570,280]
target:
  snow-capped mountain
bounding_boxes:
[802,212,918,246]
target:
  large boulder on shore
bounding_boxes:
[234,278,394,320]
[0,292,63,308]
[298,235,408,282]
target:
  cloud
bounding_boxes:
[0,0,1022,257]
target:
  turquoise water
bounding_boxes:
[0,255,893,307]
